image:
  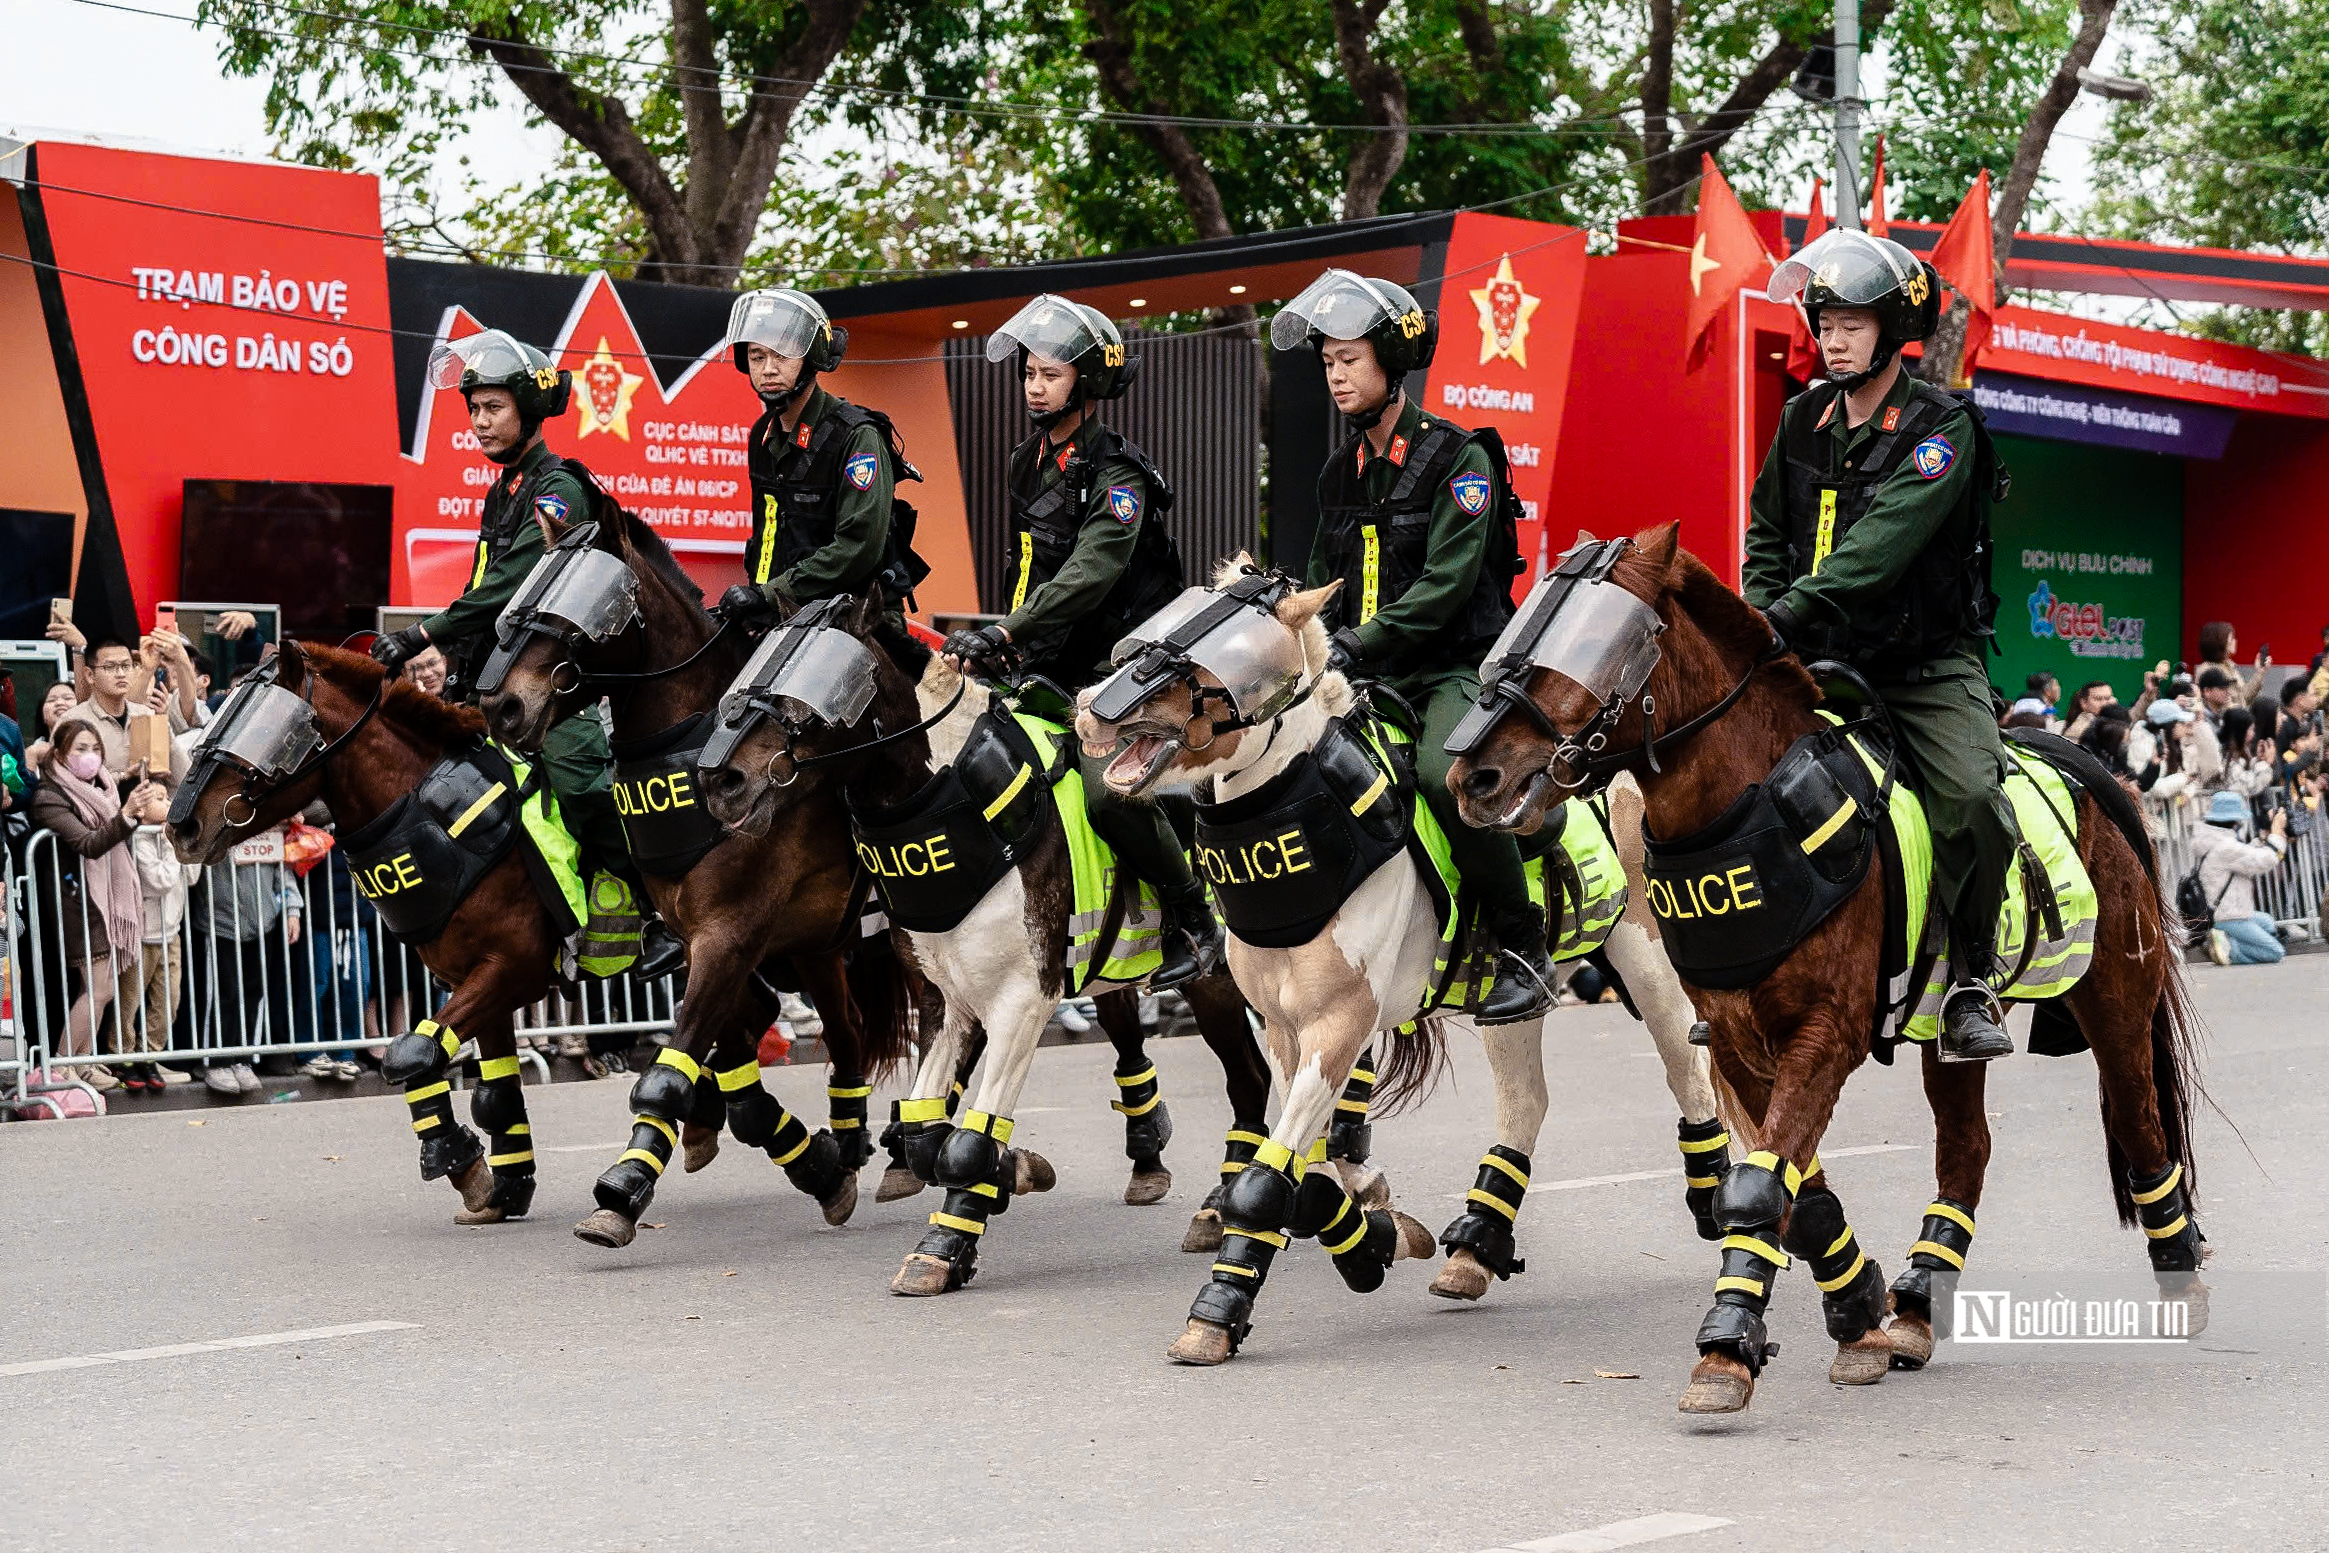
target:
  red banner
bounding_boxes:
[1983,303,2329,419]
[1419,211,1590,584]
[394,272,760,606]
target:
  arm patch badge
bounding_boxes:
[534,491,570,524]
[1910,436,1956,480]
[844,451,879,491]
[1447,470,1492,516]
[1107,485,1142,524]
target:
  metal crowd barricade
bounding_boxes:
[6,826,681,1116]
[2148,798,2326,943]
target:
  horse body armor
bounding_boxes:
[343,744,526,943]
[609,712,725,878]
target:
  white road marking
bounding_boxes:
[1522,1142,1918,1196]
[539,1142,629,1154]
[1487,1511,1736,1552]
[2,1320,419,1378]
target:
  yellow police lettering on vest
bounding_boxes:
[354,853,425,899]
[614,771,696,817]
[857,834,956,879]
[1198,829,1315,887]
[1648,866,1764,921]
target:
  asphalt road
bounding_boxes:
[4,958,2324,1553]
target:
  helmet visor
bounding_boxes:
[986,295,1106,366]
[1769,229,1920,308]
[1270,269,1408,351]
[725,290,826,361]
[427,329,537,391]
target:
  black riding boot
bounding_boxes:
[1152,881,1226,991]
[1477,906,1555,1025]
[1939,941,2013,1063]
[634,918,687,983]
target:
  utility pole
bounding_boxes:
[1834,0,1864,230]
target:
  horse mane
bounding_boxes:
[1647,544,1820,716]
[303,644,487,746]
[611,503,707,609]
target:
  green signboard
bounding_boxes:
[1986,434,2183,707]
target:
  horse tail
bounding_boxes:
[1370,1015,1451,1116]
[844,930,918,1085]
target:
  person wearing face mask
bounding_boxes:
[1749,228,2017,1063]
[941,294,1222,990]
[1273,268,1550,1026]
[369,329,682,982]
[713,288,928,666]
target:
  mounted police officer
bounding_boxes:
[1276,268,1551,1025]
[372,329,683,981]
[940,294,1224,990]
[1751,228,2014,1062]
[713,287,929,667]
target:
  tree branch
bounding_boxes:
[1451,0,1502,74]
[711,0,868,275]
[1641,0,1676,201]
[1331,0,1409,221]
[1079,0,1236,240]
[668,0,731,238]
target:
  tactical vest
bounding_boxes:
[1005,422,1185,684]
[446,453,607,700]
[745,399,925,598]
[341,744,526,944]
[844,708,1066,933]
[608,712,726,879]
[1192,716,1413,949]
[1779,379,2004,677]
[1315,411,1524,675]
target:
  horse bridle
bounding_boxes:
[1086,566,1321,752]
[172,654,384,832]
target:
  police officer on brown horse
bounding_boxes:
[941,295,1225,989]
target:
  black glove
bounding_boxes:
[942,624,1014,672]
[371,624,429,674]
[717,583,774,625]
[1326,627,1367,676]
[1762,599,1803,654]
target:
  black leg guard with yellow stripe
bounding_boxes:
[1678,1117,1732,1243]
[713,1059,845,1203]
[1189,1146,1301,1350]
[593,1047,697,1218]
[687,1068,726,1131]
[1327,1048,1376,1164]
[406,1077,482,1181]
[909,1111,1017,1291]
[383,1017,461,1087]
[2130,1162,2202,1275]
[1294,1142,1400,1294]
[469,1056,537,1218]
[890,1094,955,1186]
[1198,1127,1267,1219]
[828,1074,874,1171]
[1438,1145,1530,1279]
[1889,1198,1977,1324]
[1694,1150,1801,1376]
[1112,1060,1172,1165]
[1784,1181,1885,1342]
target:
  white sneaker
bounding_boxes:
[2207,929,2231,966]
[332,1060,363,1081]
[156,1066,196,1086]
[232,1064,262,1094]
[299,1055,338,1078]
[1054,1000,1091,1033]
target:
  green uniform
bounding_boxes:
[1743,369,2015,968]
[745,386,894,603]
[1002,416,1194,902]
[422,438,626,876]
[1305,398,1532,921]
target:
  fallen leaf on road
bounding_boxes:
[684,1314,701,1320]
[1639,1251,1665,1260]
[1492,1364,1511,1370]
[643,1222,666,1230]
[1562,1378,1586,1385]
[186,1120,206,1127]
[1594,1369,1640,1380]
[722,1270,738,1277]
[322,1155,342,1163]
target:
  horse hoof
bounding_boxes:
[820,1173,859,1227]
[1167,1318,1236,1366]
[891,1253,955,1298]
[1180,1208,1224,1253]
[573,1208,638,1249]
[1429,1248,1492,1301]
[1830,1330,1892,1385]
[875,1167,926,1203]
[1125,1168,1172,1206]
[680,1125,721,1174]
[454,1204,509,1226]
[1336,1160,1390,1209]
[1390,1210,1436,1262]
[1886,1314,1935,1370]
[1678,1353,1756,1414]
[2164,1277,2211,1337]
[1011,1149,1057,1195]
[452,1158,495,1214]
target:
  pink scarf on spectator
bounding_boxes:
[47,746,143,961]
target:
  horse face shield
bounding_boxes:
[1088,575,1311,790]
[475,524,640,696]
[169,675,322,832]
[699,602,874,779]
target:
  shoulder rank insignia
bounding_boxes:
[1910,435,1956,480]
[1106,485,1141,524]
[844,450,878,491]
[1387,433,1409,465]
[795,422,813,448]
[1447,470,1492,516]
[1815,397,1837,430]
[1881,406,1902,432]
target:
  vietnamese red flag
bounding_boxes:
[1784,178,1830,381]
[1928,169,1997,385]
[1866,136,1889,237]
[1684,155,1774,370]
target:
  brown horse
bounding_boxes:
[1447,524,2206,1413]
[475,507,913,1247]
[168,643,562,1223]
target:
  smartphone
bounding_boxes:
[50,597,73,626]
[154,604,177,638]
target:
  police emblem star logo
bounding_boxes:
[1448,470,1492,516]
[844,451,879,491]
